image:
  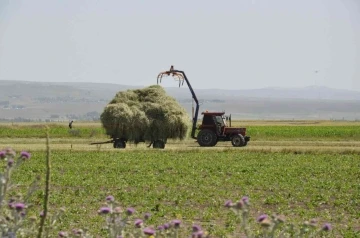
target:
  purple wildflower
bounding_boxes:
[224,200,232,208]
[163,223,170,230]
[106,195,114,202]
[14,203,26,211]
[58,231,67,237]
[7,159,14,167]
[98,207,111,215]
[157,225,164,230]
[20,151,31,160]
[242,196,249,205]
[20,211,26,217]
[322,223,332,231]
[126,207,135,216]
[172,219,181,228]
[192,230,205,238]
[192,224,202,232]
[144,212,151,220]
[40,211,45,217]
[135,219,143,228]
[257,214,268,222]
[0,151,6,159]
[143,227,155,236]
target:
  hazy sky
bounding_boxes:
[0,0,359,90]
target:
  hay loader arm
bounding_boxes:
[157,66,199,139]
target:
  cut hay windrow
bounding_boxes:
[100,85,190,143]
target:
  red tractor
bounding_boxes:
[158,66,250,147]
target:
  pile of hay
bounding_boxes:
[100,85,190,143]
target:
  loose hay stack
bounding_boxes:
[100,85,190,144]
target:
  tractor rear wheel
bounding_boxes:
[197,129,217,147]
[113,140,126,149]
[153,140,165,149]
[231,134,245,147]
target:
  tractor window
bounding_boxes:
[215,116,225,126]
[202,115,214,125]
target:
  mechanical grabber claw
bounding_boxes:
[157,65,185,87]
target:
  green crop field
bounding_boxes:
[1,121,360,237]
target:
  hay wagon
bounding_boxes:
[90,136,167,149]
[91,65,250,149]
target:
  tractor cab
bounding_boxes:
[199,111,228,135]
[197,110,250,147]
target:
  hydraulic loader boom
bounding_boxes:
[157,66,199,139]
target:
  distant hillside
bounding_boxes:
[0,80,360,121]
[227,86,360,101]
[166,85,360,101]
[2,80,360,101]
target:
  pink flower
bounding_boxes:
[192,224,202,232]
[144,212,151,220]
[58,231,67,237]
[172,219,181,228]
[14,203,26,211]
[257,214,268,222]
[126,207,135,216]
[242,196,249,205]
[192,230,205,238]
[322,223,332,231]
[224,200,233,208]
[106,195,114,202]
[135,219,143,228]
[143,227,155,236]
[98,207,111,214]
[0,151,5,159]
[20,151,31,160]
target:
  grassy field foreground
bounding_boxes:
[10,149,360,237]
[1,121,360,237]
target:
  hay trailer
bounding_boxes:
[90,137,165,149]
[157,66,250,147]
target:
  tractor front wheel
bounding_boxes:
[231,134,245,147]
[197,129,217,147]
